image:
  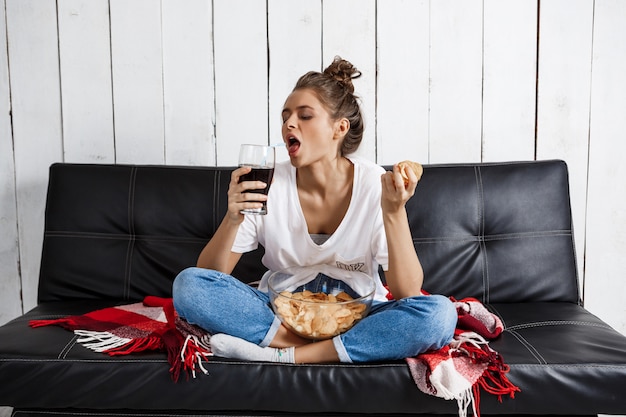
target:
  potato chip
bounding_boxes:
[398,160,423,187]
[273,290,369,339]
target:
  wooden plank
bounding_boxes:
[110,0,164,164]
[6,0,64,311]
[322,0,376,162]
[376,0,429,165]
[482,0,537,162]
[0,0,22,325]
[162,0,215,166]
[58,0,115,163]
[267,0,321,163]
[535,0,594,288]
[584,0,626,336]
[213,0,268,165]
[429,0,483,163]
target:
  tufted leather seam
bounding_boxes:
[13,411,205,417]
[482,230,572,240]
[10,412,263,417]
[475,166,490,303]
[124,167,138,301]
[412,230,572,244]
[0,358,168,364]
[506,329,547,364]
[413,236,480,243]
[43,232,207,243]
[58,334,79,359]
[0,357,407,368]
[509,363,626,369]
[13,412,177,417]
[3,356,625,370]
[506,320,613,331]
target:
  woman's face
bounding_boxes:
[281,89,345,167]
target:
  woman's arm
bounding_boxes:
[196,166,268,274]
[380,164,423,299]
[196,215,243,273]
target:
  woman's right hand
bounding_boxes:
[226,166,268,223]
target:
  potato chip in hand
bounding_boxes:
[398,160,423,187]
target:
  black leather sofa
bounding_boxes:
[1,160,625,417]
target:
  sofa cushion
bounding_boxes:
[37,161,579,305]
[1,299,625,414]
[406,161,580,303]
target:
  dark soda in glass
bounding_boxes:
[238,166,274,214]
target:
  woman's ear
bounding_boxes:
[334,118,350,140]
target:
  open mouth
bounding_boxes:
[287,136,301,155]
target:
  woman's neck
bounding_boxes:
[296,155,353,197]
[296,155,354,235]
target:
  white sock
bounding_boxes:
[209,333,295,364]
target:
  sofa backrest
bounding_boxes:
[38,160,580,304]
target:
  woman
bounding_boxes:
[173,57,457,364]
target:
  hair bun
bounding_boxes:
[323,56,361,94]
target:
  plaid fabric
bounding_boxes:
[29,296,211,381]
[406,296,520,417]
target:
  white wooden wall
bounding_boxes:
[1,0,625,337]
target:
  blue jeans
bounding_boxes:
[172,267,457,363]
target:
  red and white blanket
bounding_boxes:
[30,294,519,416]
[407,296,520,417]
[30,296,212,381]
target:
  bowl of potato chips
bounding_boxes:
[267,265,376,340]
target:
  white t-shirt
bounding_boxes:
[232,156,390,302]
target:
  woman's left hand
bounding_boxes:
[381,164,418,214]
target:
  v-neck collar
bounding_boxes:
[289,157,359,248]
